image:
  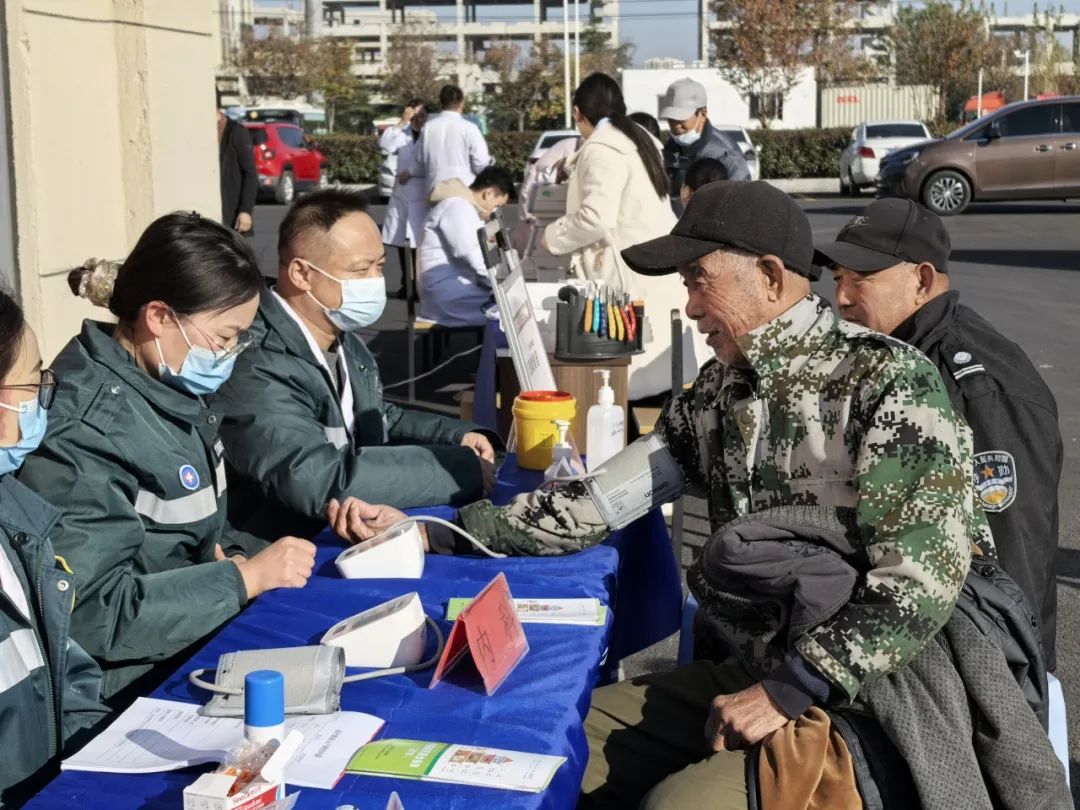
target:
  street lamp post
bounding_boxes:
[563,0,571,127]
[1014,48,1030,101]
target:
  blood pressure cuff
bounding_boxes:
[585,433,686,530]
[194,646,345,717]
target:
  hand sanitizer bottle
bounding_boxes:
[544,419,584,482]
[586,370,625,472]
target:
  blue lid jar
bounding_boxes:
[244,669,284,729]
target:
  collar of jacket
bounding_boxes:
[257,286,372,372]
[734,295,835,381]
[0,474,61,549]
[77,320,209,423]
[891,290,960,351]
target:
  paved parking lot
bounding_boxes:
[252,195,1080,794]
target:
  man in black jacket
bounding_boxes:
[659,77,750,213]
[218,109,257,234]
[816,198,1062,670]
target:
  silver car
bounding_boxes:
[840,121,933,195]
[713,124,761,181]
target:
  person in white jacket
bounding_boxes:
[414,85,493,198]
[379,99,429,298]
[417,166,514,327]
[541,72,710,399]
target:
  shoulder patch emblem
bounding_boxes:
[179,465,201,491]
[953,351,972,364]
[973,451,1016,512]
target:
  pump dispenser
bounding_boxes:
[586,370,625,472]
[544,419,585,482]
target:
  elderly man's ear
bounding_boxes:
[758,255,791,303]
[913,262,939,304]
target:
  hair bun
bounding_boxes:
[68,258,121,308]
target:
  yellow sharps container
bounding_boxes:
[512,391,576,470]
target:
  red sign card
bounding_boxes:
[429,572,529,695]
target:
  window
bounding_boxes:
[277,126,305,148]
[994,105,1057,138]
[247,128,268,146]
[540,134,576,149]
[749,93,783,122]
[865,123,928,139]
[1062,103,1080,133]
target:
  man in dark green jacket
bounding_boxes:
[215,188,498,541]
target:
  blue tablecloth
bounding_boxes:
[29,461,681,810]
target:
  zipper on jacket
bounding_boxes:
[30,546,60,757]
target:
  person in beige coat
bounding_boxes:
[542,73,709,399]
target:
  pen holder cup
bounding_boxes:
[554,285,641,362]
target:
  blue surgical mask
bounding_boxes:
[672,129,702,147]
[304,261,386,331]
[156,317,239,397]
[0,398,47,476]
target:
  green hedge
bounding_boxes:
[314,131,541,186]
[749,127,851,179]
[316,127,860,184]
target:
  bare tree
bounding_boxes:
[382,22,446,106]
[580,15,633,78]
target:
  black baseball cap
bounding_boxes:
[814,198,950,274]
[621,180,819,280]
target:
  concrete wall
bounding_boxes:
[621,67,818,132]
[4,0,220,361]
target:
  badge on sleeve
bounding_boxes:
[973,451,1016,512]
[179,464,201,491]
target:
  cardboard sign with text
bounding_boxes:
[429,572,529,695]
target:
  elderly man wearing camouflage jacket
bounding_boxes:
[468,181,989,809]
[331,181,986,807]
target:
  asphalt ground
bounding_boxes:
[251,195,1080,796]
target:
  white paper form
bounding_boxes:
[62,697,383,790]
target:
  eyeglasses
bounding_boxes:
[173,313,253,365]
[0,368,57,412]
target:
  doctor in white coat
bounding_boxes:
[414,85,492,198]
[379,100,429,298]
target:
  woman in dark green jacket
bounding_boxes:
[17,213,318,701]
[0,290,109,805]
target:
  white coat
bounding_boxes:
[415,111,492,198]
[379,125,428,247]
[543,121,711,399]
[417,179,492,327]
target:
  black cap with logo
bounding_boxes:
[814,198,951,274]
[620,180,819,280]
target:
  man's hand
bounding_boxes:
[233,537,316,600]
[398,170,411,185]
[461,432,496,463]
[704,683,789,752]
[234,212,253,233]
[326,497,427,548]
[400,105,418,127]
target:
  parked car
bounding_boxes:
[839,121,933,195]
[878,96,1080,216]
[243,121,328,204]
[713,124,761,181]
[527,130,580,167]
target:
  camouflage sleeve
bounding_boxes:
[456,480,610,556]
[655,363,713,496]
[795,353,973,702]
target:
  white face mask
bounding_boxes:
[672,128,702,147]
[304,261,386,332]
